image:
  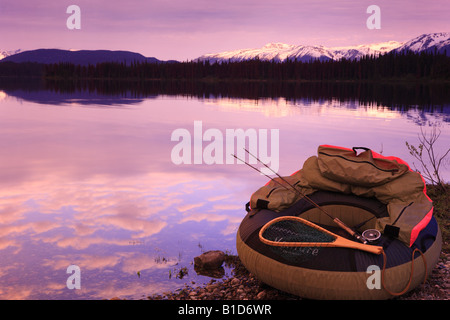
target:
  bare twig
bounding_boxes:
[406,124,449,193]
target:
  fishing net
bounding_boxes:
[261,219,336,244]
[259,216,383,263]
[260,217,336,263]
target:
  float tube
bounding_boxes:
[236,145,442,300]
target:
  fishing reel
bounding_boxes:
[362,229,381,243]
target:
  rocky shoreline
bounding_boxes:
[143,253,449,301]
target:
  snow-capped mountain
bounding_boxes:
[198,41,402,63]
[197,32,450,63]
[393,32,450,55]
[0,49,21,60]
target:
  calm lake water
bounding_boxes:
[0,81,449,299]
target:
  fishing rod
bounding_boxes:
[240,148,368,244]
[232,154,291,192]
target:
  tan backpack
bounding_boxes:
[247,145,434,247]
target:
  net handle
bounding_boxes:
[259,216,383,255]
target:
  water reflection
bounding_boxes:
[2,78,450,113]
[0,81,449,299]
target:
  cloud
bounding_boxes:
[54,236,127,250]
[119,252,176,274]
[176,202,205,213]
[178,212,228,224]
[2,0,449,60]
[206,194,230,202]
[0,237,18,250]
[211,203,243,211]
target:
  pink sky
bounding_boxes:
[0,0,449,60]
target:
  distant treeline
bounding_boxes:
[2,73,450,111]
[0,50,449,81]
[41,79,449,111]
[41,50,450,81]
[0,62,44,77]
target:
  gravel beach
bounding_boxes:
[143,253,449,301]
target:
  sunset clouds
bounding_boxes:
[0,0,449,60]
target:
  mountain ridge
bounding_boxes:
[197,40,403,63]
[197,32,450,63]
[1,32,449,66]
[0,49,22,60]
[0,48,174,65]
[393,32,450,55]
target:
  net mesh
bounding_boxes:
[261,219,336,244]
[261,219,336,263]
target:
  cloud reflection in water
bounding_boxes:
[0,86,448,299]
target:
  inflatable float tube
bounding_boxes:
[236,190,442,300]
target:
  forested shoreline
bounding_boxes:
[0,50,449,82]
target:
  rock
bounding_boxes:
[194,250,225,270]
[206,283,218,292]
[256,290,267,300]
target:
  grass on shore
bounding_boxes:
[427,184,449,255]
